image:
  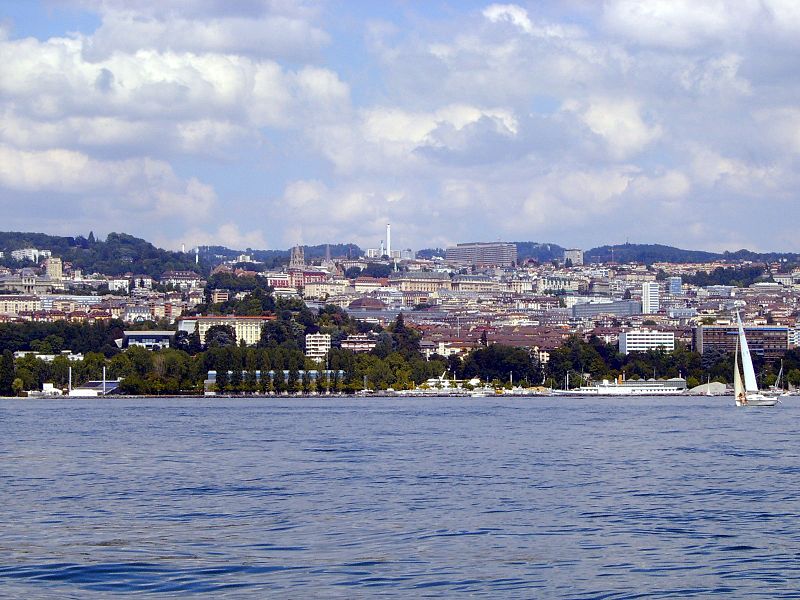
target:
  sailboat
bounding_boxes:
[766,360,791,397]
[734,312,777,407]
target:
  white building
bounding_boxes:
[340,334,378,353]
[303,280,348,299]
[178,316,275,346]
[305,332,331,361]
[563,248,584,266]
[0,295,42,315]
[619,329,675,354]
[160,271,203,290]
[124,305,153,322]
[108,277,131,293]
[14,350,84,362]
[11,248,42,262]
[537,275,586,294]
[642,282,660,314]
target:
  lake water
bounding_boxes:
[2,396,800,598]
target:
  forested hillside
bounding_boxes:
[0,232,201,277]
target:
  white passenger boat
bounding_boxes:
[556,377,687,396]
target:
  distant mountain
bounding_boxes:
[585,243,800,264]
[585,244,719,264]
[718,249,800,262]
[0,231,201,277]
[3,230,797,277]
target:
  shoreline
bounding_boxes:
[0,391,744,400]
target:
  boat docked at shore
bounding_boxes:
[734,312,777,407]
[556,376,687,396]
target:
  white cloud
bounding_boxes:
[483,4,533,33]
[0,33,350,158]
[77,0,329,61]
[678,53,751,96]
[348,105,517,167]
[628,169,691,201]
[603,0,756,48]
[0,38,290,124]
[689,146,779,193]
[566,97,662,160]
[2,0,800,251]
[755,107,800,154]
[0,143,215,220]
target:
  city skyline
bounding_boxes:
[2,1,799,252]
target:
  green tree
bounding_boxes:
[272,369,286,394]
[3,350,21,395]
[215,368,229,393]
[175,330,203,353]
[244,369,258,394]
[389,312,421,357]
[205,325,237,348]
[463,344,540,384]
[229,366,243,393]
[287,365,301,394]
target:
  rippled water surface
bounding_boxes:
[2,396,800,598]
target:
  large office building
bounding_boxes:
[178,316,276,346]
[619,329,675,354]
[694,325,789,359]
[445,242,517,268]
[572,299,642,318]
[642,282,660,314]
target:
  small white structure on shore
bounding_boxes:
[68,379,122,397]
[26,383,64,398]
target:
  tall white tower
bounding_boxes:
[642,282,660,314]
[386,224,391,258]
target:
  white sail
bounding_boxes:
[736,313,759,393]
[734,339,744,403]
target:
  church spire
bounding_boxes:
[289,245,305,270]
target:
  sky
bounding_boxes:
[1,0,799,253]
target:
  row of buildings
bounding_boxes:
[3,240,800,365]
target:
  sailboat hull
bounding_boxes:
[736,393,778,407]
